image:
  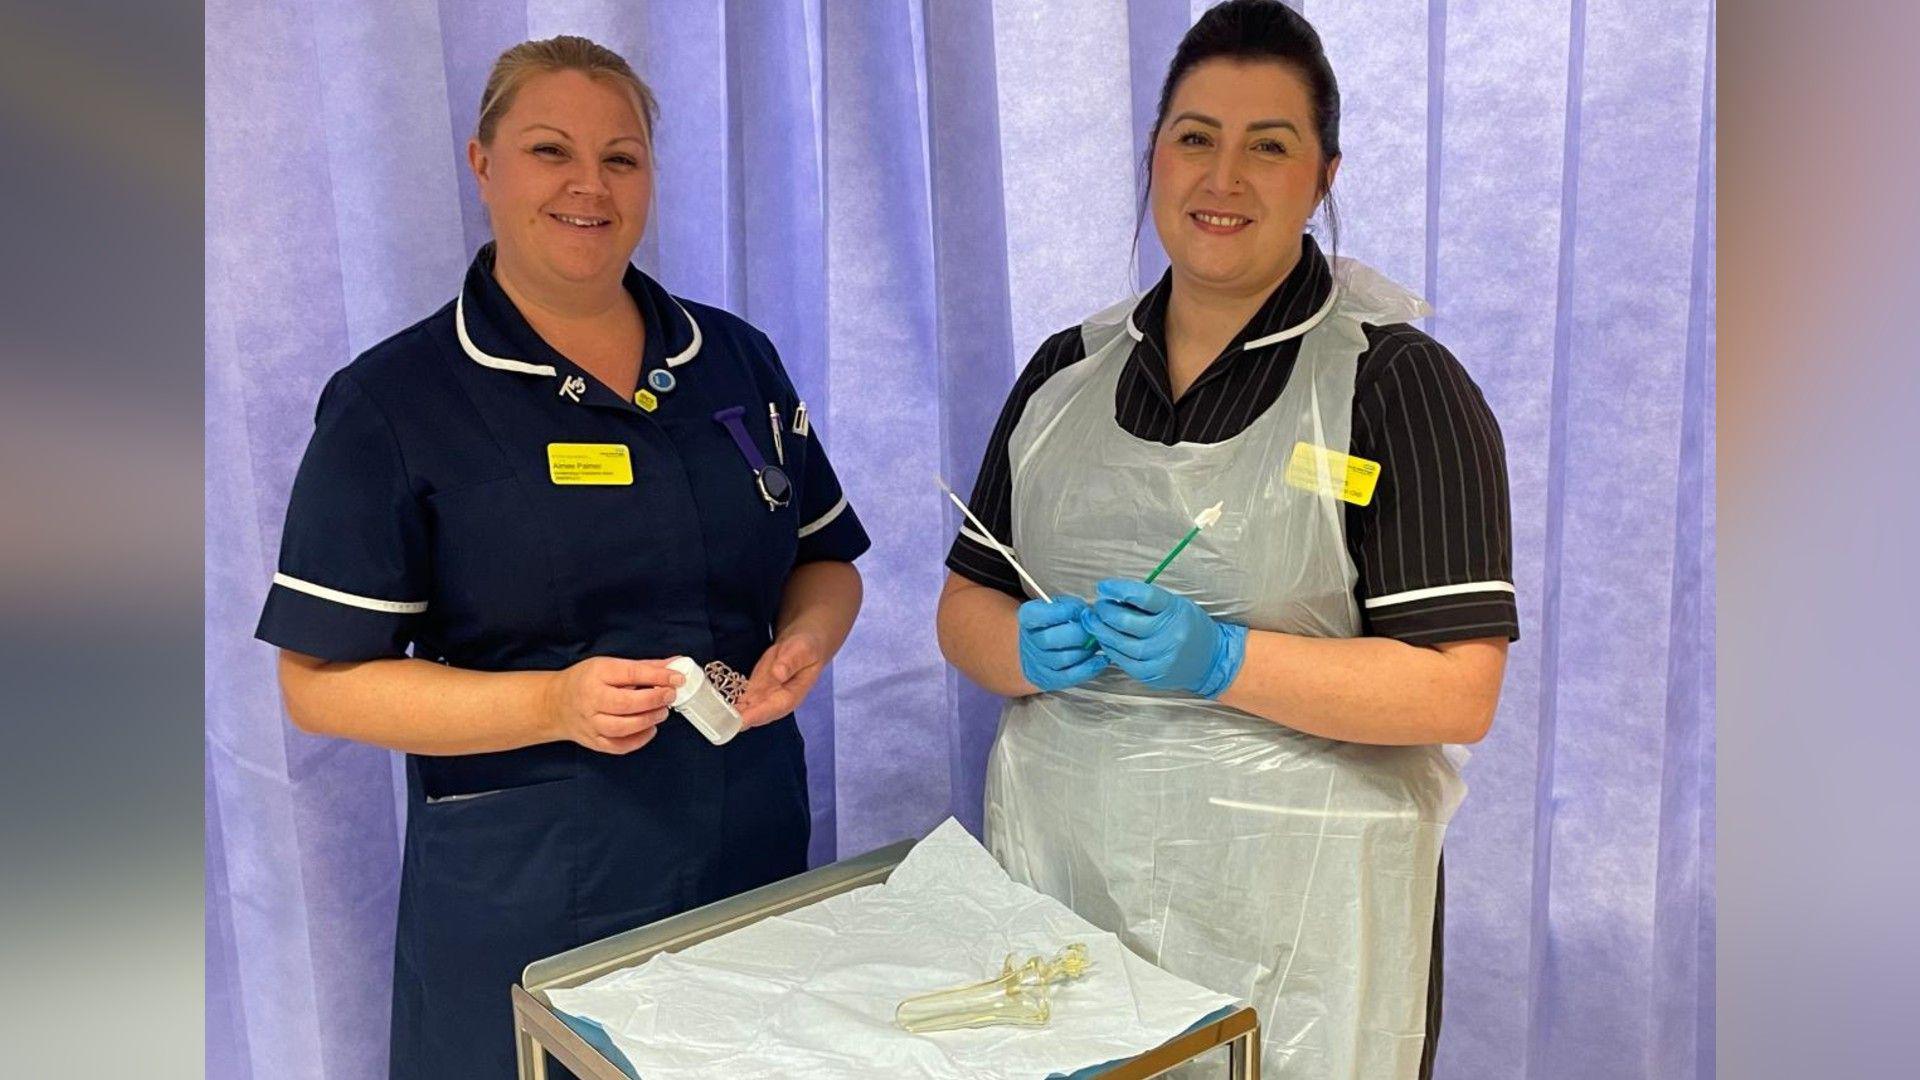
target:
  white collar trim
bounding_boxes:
[662,296,702,367]
[1242,287,1339,349]
[1124,286,1340,350]
[455,292,558,376]
[454,289,705,375]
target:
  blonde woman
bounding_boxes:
[256,37,867,1078]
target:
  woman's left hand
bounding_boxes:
[737,632,827,727]
[1084,578,1249,698]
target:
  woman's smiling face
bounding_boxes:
[468,68,653,290]
[1150,59,1337,298]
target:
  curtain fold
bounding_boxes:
[923,0,1016,837]
[205,3,1715,1077]
[820,1,952,857]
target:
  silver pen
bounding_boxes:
[768,402,785,465]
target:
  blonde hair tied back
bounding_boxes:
[475,35,658,146]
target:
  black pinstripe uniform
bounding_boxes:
[947,236,1517,1077]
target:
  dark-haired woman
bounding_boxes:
[936,3,1515,1076]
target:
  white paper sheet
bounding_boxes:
[547,818,1237,1078]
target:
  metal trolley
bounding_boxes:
[512,839,1260,1079]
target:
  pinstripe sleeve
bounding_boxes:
[1347,325,1520,645]
[944,328,1089,599]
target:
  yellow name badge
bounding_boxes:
[1284,441,1382,506]
[547,443,633,486]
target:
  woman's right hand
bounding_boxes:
[543,657,685,754]
[1016,596,1108,693]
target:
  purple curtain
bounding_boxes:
[205,1,1715,1077]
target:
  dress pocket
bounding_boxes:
[422,773,578,805]
[413,771,582,944]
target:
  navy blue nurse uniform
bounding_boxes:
[255,244,871,1080]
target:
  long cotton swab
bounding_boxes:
[932,474,1054,603]
[1143,501,1225,584]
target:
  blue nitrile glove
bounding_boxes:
[1017,595,1110,692]
[1083,579,1248,698]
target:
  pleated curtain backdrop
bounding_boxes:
[205,1,1716,1078]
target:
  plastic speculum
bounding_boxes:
[894,943,1092,1034]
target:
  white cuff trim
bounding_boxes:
[273,573,428,615]
[1363,580,1515,610]
[797,495,848,539]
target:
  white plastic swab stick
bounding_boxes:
[932,474,1054,603]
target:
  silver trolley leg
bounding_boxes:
[1227,1024,1260,1080]
[514,1016,548,1080]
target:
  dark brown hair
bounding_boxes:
[1143,0,1343,256]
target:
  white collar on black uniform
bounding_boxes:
[1125,287,1339,349]
[453,272,704,376]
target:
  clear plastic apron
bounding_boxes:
[984,260,1466,1080]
